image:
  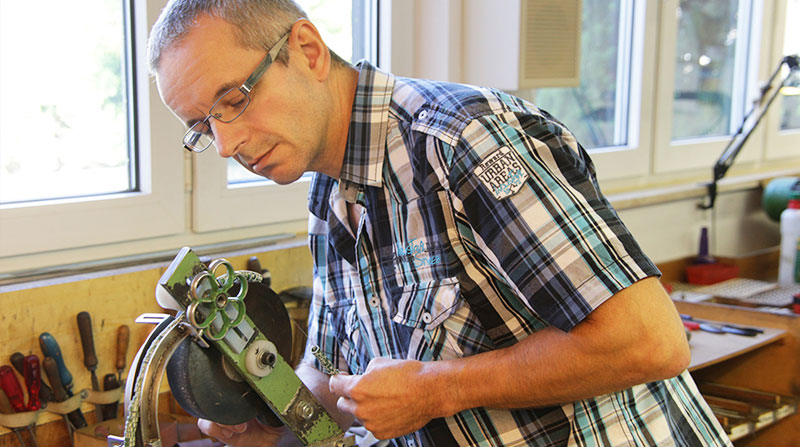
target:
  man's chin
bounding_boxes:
[261,167,305,185]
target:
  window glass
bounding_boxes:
[228,0,360,184]
[781,0,800,130]
[515,0,631,150]
[671,0,750,140]
[0,0,133,204]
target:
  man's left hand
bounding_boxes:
[328,357,437,440]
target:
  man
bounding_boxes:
[149,1,732,446]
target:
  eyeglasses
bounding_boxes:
[182,31,290,153]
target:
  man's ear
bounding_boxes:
[290,19,330,81]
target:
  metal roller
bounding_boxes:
[166,281,293,426]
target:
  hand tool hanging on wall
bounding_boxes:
[77,311,103,417]
[101,374,120,421]
[22,356,42,411]
[0,367,40,446]
[43,357,87,436]
[11,353,53,404]
[38,333,74,397]
[115,325,129,384]
[0,388,32,447]
[0,365,26,412]
[76,312,100,391]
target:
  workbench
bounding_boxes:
[675,299,800,446]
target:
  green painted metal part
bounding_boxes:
[158,247,344,446]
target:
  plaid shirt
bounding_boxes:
[305,61,731,447]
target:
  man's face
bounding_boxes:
[155,15,329,185]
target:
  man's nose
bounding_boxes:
[210,119,245,158]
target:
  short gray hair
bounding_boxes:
[147,0,308,74]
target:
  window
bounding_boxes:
[0,0,134,205]
[652,0,767,174]
[764,0,800,160]
[508,0,654,181]
[671,0,752,141]
[0,0,184,272]
[780,0,800,131]
[525,0,634,150]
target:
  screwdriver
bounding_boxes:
[39,333,74,396]
[43,356,87,432]
[0,365,26,412]
[77,311,103,419]
[23,356,42,411]
[0,366,40,446]
[115,325,130,383]
[101,374,120,420]
[10,353,53,403]
[0,388,29,447]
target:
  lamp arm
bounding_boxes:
[699,55,799,209]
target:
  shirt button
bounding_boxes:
[421,312,432,324]
[418,110,428,120]
[407,439,416,447]
[369,297,380,308]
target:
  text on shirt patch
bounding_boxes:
[474,146,529,200]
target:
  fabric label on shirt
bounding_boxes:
[473,146,529,200]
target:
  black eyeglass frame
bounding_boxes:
[182,31,291,153]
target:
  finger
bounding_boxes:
[229,422,248,434]
[336,396,358,418]
[328,373,356,398]
[197,419,234,440]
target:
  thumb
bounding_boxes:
[328,373,357,398]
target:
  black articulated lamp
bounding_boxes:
[699,54,800,210]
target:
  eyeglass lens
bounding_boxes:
[183,87,251,152]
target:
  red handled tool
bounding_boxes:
[23,356,42,411]
[0,388,31,447]
[0,365,26,412]
[11,353,53,403]
[0,366,40,446]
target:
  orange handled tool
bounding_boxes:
[115,325,130,383]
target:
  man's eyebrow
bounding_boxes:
[213,81,240,103]
[183,80,241,128]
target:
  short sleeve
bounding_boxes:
[448,111,659,331]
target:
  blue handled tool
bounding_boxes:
[39,332,74,396]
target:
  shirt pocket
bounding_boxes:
[391,277,462,330]
[390,277,465,362]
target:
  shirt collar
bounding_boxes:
[338,60,394,198]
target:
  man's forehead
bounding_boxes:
[155,17,255,121]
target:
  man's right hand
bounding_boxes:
[197,418,297,447]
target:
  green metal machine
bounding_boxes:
[112,247,352,447]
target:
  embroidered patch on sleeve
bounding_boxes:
[473,146,529,200]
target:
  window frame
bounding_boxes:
[584,0,655,183]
